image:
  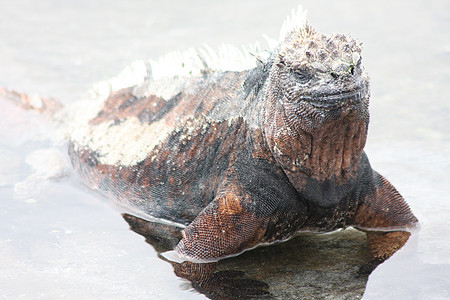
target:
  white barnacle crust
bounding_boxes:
[69,105,216,166]
[134,76,186,100]
[70,116,175,166]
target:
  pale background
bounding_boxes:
[1,0,449,298]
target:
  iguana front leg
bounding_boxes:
[351,170,418,274]
[175,164,307,261]
[175,184,269,261]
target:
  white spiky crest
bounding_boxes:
[279,6,309,42]
[87,6,309,98]
[89,44,263,98]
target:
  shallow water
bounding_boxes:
[1,0,449,299]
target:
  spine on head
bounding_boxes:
[279,6,310,43]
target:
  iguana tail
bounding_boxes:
[0,87,63,116]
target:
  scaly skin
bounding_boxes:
[69,17,418,266]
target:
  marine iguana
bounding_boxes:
[67,8,418,264]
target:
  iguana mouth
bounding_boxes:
[301,87,367,110]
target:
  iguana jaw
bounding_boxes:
[297,83,368,111]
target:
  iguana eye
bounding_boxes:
[292,69,312,82]
[349,60,362,76]
[349,65,355,75]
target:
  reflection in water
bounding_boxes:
[359,230,411,275]
[122,213,413,299]
[123,214,269,299]
[169,262,270,299]
[123,214,270,299]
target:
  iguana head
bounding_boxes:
[267,22,370,133]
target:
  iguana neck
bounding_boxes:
[264,97,368,186]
